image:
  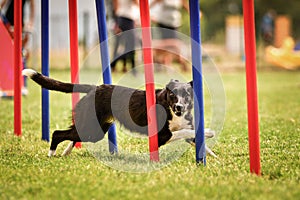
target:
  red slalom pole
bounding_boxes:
[139,0,159,161]
[14,0,22,136]
[68,0,81,148]
[242,0,261,175]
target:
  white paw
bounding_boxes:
[205,128,215,139]
[205,146,217,158]
[48,150,56,157]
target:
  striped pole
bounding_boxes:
[95,0,118,153]
[68,0,81,148]
[139,0,159,161]
[14,0,22,136]
[242,0,261,175]
[189,0,206,165]
[41,0,50,142]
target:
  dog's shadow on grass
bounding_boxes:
[86,140,191,173]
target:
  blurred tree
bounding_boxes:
[178,0,300,42]
[255,0,300,40]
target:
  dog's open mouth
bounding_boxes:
[173,104,184,117]
[174,110,183,117]
[172,105,184,117]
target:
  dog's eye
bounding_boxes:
[185,96,190,101]
[169,92,176,99]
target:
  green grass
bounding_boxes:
[0,69,299,199]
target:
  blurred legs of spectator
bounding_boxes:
[111,16,136,74]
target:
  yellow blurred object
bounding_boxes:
[265,37,300,70]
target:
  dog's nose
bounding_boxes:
[175,104,184,112]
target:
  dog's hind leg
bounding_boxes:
[48,126,81,157]
[61,141,75,156]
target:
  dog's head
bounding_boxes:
[165,79,193,117]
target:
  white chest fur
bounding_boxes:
[168,110,193,132]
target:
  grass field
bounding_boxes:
[0,69,299,199]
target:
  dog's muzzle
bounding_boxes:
[174,104,184,116]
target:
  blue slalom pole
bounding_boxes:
[41,0,50,142]
[95,0,118,153]
[189,0,206,165]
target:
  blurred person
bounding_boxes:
[0,0,35,94]
[0,0,35,48]
[150,0,188,39]
[150,0,189,71]
[111,0,139,74]
[260,10,276,45]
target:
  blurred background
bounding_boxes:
[15,0,300,71]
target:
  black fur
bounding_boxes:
[26,71,193,153]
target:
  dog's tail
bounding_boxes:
[22,69,96,93]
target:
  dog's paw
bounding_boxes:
[185,139,218,158]
[48,150,56,157]
[205,146,218,158]
[185,138,195,146]
[205,128,215,138]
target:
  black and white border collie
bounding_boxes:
[22,69,216,157]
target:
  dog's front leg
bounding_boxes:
[168,129,195,143]
[169,129,217,158]
[169,128,215,142]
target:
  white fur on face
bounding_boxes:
[176,96,185,110]
[169,93,193,131]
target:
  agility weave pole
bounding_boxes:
[139,0,159,161]
[41,0,50,142]
[68,0,81,148]
[39,0,117,151]
[242,0,261,175]
[14,0,22,136]
[189,0,206,165]
[95,0,118,153]
[40,0,82,144]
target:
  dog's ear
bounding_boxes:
[166,83,171,91]
[157,88,169,104]
[166,80,176,91]
[189,81,193,88]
